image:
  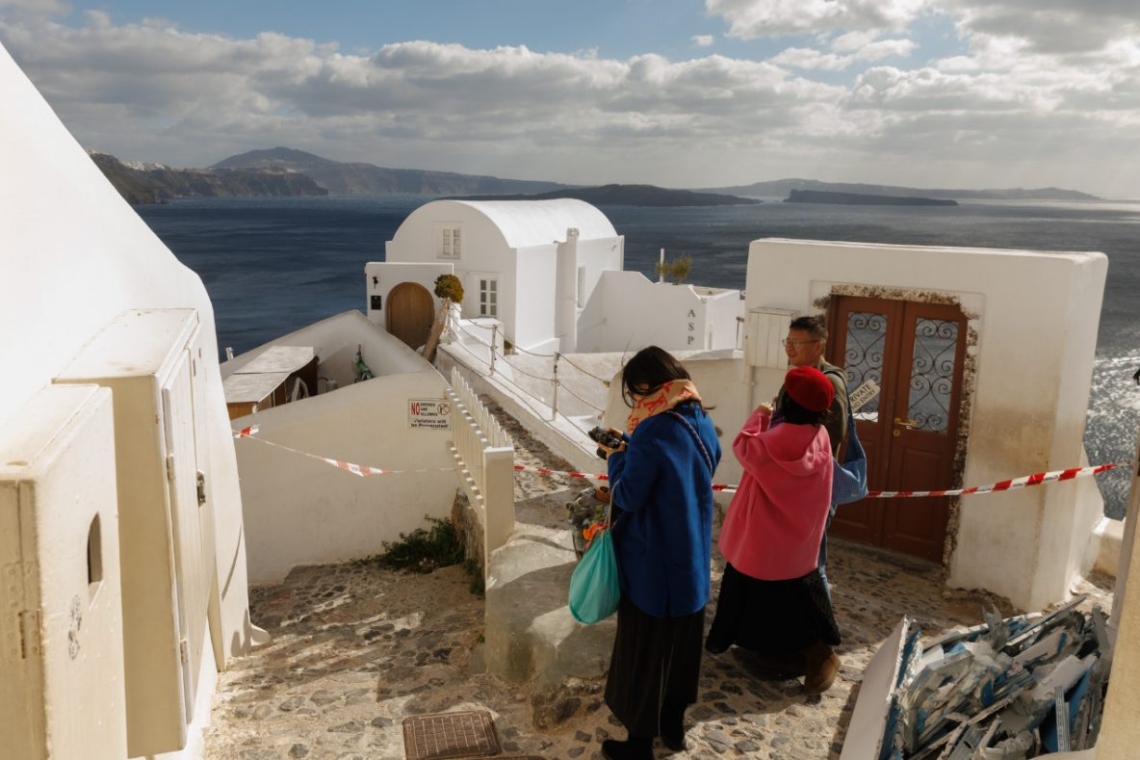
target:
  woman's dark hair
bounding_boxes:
[780,394,830,427]
[621,346,692,408]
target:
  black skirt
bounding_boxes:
[706,563,840,655]
[604,596,705,737]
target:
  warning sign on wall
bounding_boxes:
[409,398,451,429]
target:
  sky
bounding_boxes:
[2,1,1139,197]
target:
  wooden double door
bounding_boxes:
[827,296,968,562]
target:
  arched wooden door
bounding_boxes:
[386,282,435,351]
[827,296,968,562]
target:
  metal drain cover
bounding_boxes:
[402,710,501,760]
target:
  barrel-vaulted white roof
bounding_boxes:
[420,198,618,249]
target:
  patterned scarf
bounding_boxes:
[625,379,702,434]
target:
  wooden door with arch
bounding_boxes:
[386,282,435,351]
[827,296,968,562]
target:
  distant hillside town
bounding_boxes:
[88,145,1101,206]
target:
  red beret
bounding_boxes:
[785,366,834,413]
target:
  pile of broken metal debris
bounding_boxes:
[845,596,1112,759]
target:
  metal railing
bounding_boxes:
[451,320,609,425]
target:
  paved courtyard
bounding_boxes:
[204,406,1113,760]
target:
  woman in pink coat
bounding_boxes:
[705,365,842,695]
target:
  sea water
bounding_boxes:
[136,195,1140,518]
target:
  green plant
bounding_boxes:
[434,274,464,303]
[670,254,693,284]
[371,516,465,573]
[655,254,693,284]
[464,558,485,596]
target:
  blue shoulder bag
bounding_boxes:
[826,370,869,505]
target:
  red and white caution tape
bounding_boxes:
[519,462,1125,498]
[236,426,1124,496]
[234,426,440,478]
[866,463,1122,499]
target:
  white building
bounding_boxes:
[740,238,1107,612]
[367,198,745,355]
[371,198,623,354]
[0,44,252,759]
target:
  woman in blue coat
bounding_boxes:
[596,346,721,760]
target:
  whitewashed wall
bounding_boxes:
[557,234,625,351]
[574,235,625,300]
[0,42,251,758]
[513,244,557,352]
[233,369,457,584]
[578,271,744,354]
[1100,470,1140,755]
[744,238,1107,611]
[703,287,746,350]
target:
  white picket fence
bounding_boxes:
[447,367,515,574]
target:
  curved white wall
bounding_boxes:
[233,370,458,584]
[0,44,251,659]
[0,40,253,760]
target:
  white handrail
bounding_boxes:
[448,367,515,576]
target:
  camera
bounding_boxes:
[588,426,623,459]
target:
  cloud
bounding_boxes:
[2,6,1140,195]
[692,34,715,48]
[772,37,916,70]
[0,0,68,12]
[770,47,850,71]
[945,0,1140,56]
[707,1,1140,60]
[706,0,928,39]
[0,17,843,174]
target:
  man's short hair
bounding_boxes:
[790,314,828,341]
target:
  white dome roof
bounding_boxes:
[437,198,617,248]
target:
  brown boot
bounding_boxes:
[754,650,807,677]
[801,641,840,695]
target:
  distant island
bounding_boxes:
[210,147,569,197]
[89,151,329,204]
[705,177,1099,202]
[448,183,760,207]
[785,189,959,207]
[90,146,573,205]
[87,145,1102,206]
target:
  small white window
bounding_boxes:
[479,278,498,317]
[439,225,461,259]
